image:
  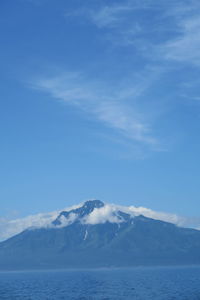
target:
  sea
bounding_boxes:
[0,266,200,299]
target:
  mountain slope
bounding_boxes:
[0,200,200,270]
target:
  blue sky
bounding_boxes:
[1,0,200,219]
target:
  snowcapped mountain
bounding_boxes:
[1,199,200,270]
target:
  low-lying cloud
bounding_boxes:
[0,202,200,241]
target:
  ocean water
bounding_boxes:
[0,266,200,299]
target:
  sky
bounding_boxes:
[1,0,200,224]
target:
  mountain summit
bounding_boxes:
[0,200,200,270]
[53,200,105,226]
[52,200,133,227]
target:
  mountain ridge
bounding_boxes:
[1,199,198,242]
[0,199,200,270]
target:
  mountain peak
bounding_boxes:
[52,199,104,226]
[2,201,200,270]
[82,199,104,210]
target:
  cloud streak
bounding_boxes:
[31,71,159,148]
[71,0,200,67]
[163,16,200,66]
[28,0,200,156]
[88,3,135,29]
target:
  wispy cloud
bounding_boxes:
[70,0,200,67]
[65,1,167,49]
[29,0,200,155]
[163,16,200,66]
[31,71,160,149]
[73,0,200,110]
[88,3,136,29]
[71,1,163,29]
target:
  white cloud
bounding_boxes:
[127,205,184,225]
[0,203,81,241]
[163,16,200,66]
[71,0,200,67]
[88,3,134,29]
[30,1,200,155]
[31,71,159,149]
[56,212,78,227]
[83,204,122,224]
[0,201,199,241]
[74,1,164,30]
[27,0,200,158]
[83,203,200,229]
[65,1,167,50]
[0,212,57,242]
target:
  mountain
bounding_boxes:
[0,200,200,270]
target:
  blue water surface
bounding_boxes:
[0,266,200,299]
